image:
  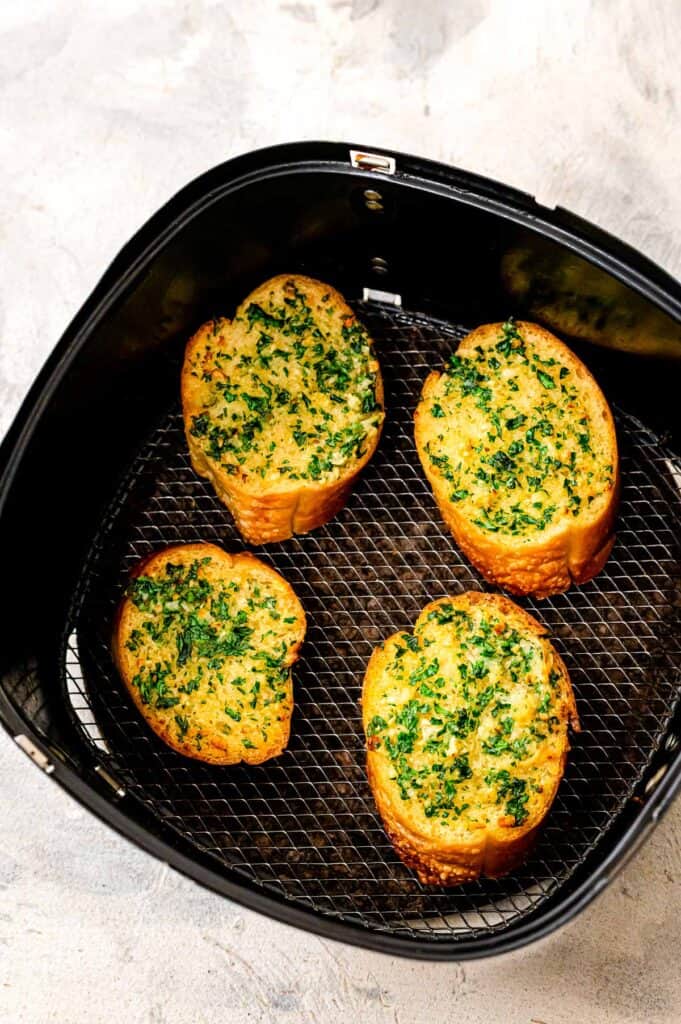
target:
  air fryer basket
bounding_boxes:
[2,143,681,960]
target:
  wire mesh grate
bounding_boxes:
[62,306,681,941]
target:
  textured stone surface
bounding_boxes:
[1,1,680,1021]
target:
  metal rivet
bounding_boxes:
[95,764,127,799]
[350,150,396,173]
[365,200,384,211]
[14,734,55,775]
[363,189,382,201]
[644,763,668,794]
[370,256,389,275]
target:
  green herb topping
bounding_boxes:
[188,281,384,485]
[123,556,300,754]
[366,600,566,828]
[422,319,614,538]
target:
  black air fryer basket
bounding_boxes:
[2,142,681,960]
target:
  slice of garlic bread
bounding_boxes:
[182,275,385,544]
[113,543,305,765]
[414,319,619,597]
[362,591,578,885]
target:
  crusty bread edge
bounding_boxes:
[181,275,385,545]
[414,321,620,598]
[362,591,579,885]
[112,542,306,766]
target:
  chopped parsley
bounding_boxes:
[188,281,384,484]
[366,602,566,828]
[485,769,530,825]
[123,556,299,756]
[174,714,190,739]
[422,321,612,537]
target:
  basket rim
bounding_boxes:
[2,140,681,960]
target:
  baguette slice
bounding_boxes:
[113,543,305,765]
[362,592,579,885]
[414,320,619,598]
[182,275,384,544]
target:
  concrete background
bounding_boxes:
[1,1,680,1021]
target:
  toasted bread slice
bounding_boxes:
[362,591,579,885]
[182,275,385,544]
[414,320,619,597]
[113,543,305,765]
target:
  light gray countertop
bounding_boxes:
[1,2,680,1022]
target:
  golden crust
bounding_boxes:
[181,274,384,545]
[362,591,579,885]
[113,543,306,765]
[414,321,620,598]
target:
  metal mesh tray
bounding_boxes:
[62,304,681,943]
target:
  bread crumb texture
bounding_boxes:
[185,276,383,488]
[363,592,578,884]
[415,319,619,596]
[114,544,305,765]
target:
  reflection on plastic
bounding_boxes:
[501,236,681,358]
